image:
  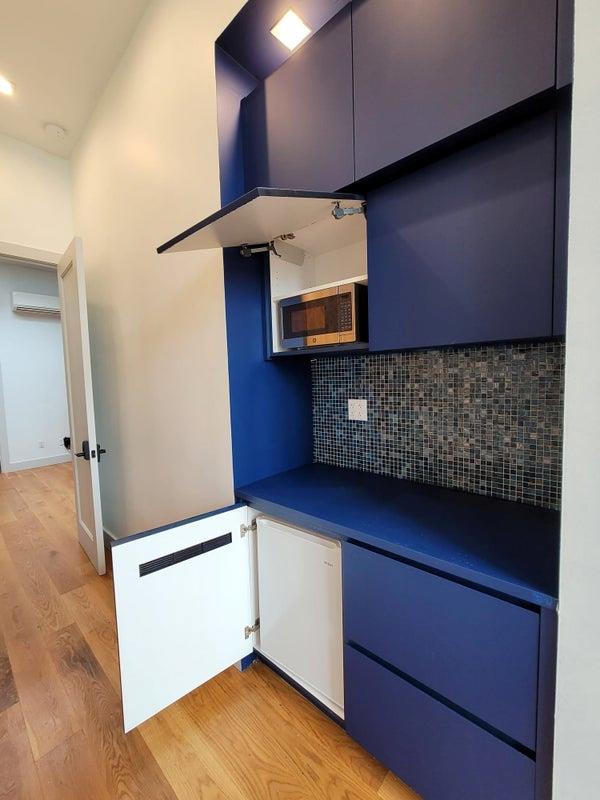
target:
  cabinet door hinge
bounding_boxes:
[244,618,260,639]
[332,201,366,220]
[240,519,257,537]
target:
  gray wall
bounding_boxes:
[0,259,69,471]
[553,0,600,795]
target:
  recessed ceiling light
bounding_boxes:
[0,75,14,96]
[270,9,312,51]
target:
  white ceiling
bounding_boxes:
[0,0,150,157]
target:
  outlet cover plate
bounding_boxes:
[348,399,368,421]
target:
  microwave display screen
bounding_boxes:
[291,305,326,334]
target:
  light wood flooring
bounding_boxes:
[0,463,421,800]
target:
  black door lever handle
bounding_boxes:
[74,440,91,460]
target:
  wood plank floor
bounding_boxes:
[0,463,421,800]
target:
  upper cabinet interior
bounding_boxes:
[352,0,560,181]
[157,188,367,355]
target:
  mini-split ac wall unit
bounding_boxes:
[12,292,61,317]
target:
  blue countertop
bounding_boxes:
[236,463,560,609]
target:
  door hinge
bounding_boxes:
[240,519,257,537]
[240,240,286,258]
[244,618,260,639]
[331,201,366,220]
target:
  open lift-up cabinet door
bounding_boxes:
[112,505,259,732]
[156,187,365,254]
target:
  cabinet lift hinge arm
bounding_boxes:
[244,618,260,639]
[331,202,366,220]
[240,240,285,258]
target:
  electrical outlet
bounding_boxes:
[38,441,45,449]
[348,399,368,421]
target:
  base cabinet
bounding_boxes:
[345,645,535,800]
[343,542,539,748]
[342,540,556,800]
[112,503,555,800]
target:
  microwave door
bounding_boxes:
[279,294,307,348]
[280,288,341,349]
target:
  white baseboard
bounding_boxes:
[1,452,71,473]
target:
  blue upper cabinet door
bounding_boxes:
[242,5,354,193]
[242,83,268,194]
[553,101,571,336]
[352,0,558,180]
[556,0,575,88]
[368,113,556,351]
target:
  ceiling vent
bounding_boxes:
[12,292,61,317]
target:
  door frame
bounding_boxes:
[0,241,61,270]
[0,241,62,473]
[58,238,106,575]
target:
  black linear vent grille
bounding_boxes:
[139,532,232,577]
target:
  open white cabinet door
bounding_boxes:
[112,505,258,732]
[58,239,105,575]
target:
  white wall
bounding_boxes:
[70,0,246,537]
[553,1,600,797]
[0,259,70,471]
[0,132,73,253]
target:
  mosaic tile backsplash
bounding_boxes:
[312,342,565,509]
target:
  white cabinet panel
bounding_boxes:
[256,517,344,717]
[112,506,254,731]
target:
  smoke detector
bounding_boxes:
[44,123,67,140]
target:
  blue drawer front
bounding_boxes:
[343,543,539,748]
[345,645,535,800]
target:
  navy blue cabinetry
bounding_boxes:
[553,98,572,336]
[343,543,539,749]
[241,84,267,192]
[222,248,312,487]
[236,466,559,799]
[242,5,354,193]
[367,112,557,351]
[345,646,536,800]
[352,0,558,181]
[342,538,556,800]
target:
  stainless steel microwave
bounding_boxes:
[279,282,368,349]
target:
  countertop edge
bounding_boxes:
[236,489,558,610]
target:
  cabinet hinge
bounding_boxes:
[240,239,286,258]
[240,519,257,537]
[244,618,260,639]
[331,201,366,220]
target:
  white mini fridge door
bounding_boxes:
[112,505,257,731]
[256,517,344,718]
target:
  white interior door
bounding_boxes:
[58,238,105,575]
[112,505,257,732]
